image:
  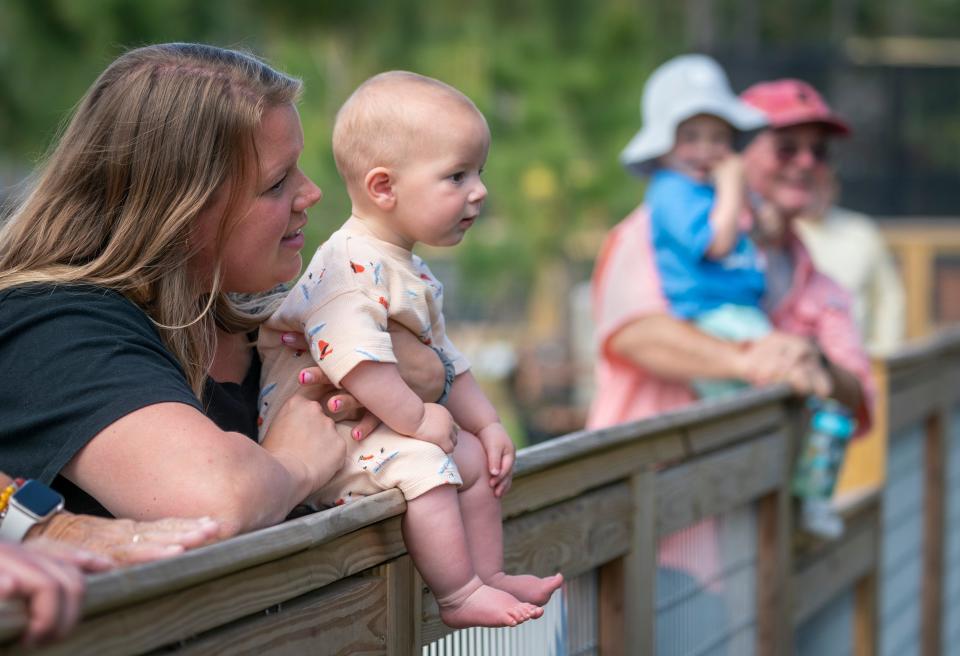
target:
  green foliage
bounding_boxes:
[1,0,675,307]
[4,0,958,308]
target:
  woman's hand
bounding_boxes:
[26,513,221,567]
[388,321,446,403]
[260,386,347,498]
[0,541,90,646]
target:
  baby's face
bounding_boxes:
[662,114,734,182]
[391,103,490,249]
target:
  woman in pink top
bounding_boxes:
[590,77,874,653]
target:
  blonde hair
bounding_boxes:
[0,43,301,396]
[332,70,483,189]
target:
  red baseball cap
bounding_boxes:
[740,79,850,136]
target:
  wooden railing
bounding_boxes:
[880,219,960,340]
[2,328,960,655]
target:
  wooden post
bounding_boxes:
[618,470,656,656]
[900,240,933,339]
[598,557,626,656]
[385,555,421,656]
[853,571,879,656]
[921,405,947,656]
[756,404,796,656]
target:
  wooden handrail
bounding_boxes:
[1,329,958,654]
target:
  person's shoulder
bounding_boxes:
[826,206,886,246]
[1,282,160,338]
[1,282,141,315]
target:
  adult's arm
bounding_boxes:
[608,314,747,383]
[0,470,219,565]
[297,320,448,439]
[821,354,863,411]
[61,392,341,539]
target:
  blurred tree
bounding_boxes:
[2,0,959,321]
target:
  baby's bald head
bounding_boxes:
[332,71,487,193]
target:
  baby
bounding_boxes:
[259,71,562,629]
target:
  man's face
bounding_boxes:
[743,124,831,218]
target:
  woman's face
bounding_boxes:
[194,103,322,293]
[743,124,831,219]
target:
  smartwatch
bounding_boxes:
[0,480,65,542]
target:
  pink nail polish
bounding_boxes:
[333,399,342,411]
[353,428,362,440]
[281,333,295,345]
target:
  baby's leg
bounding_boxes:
[403,485,542,628]
[454,431,563,606]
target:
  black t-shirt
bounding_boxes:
[0,284,260,516]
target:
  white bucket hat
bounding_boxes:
[620,54,769,175]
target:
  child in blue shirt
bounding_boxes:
[620,54,769,398]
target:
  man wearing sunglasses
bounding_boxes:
[753,86,907,357]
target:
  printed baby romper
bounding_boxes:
[258,216,470,506]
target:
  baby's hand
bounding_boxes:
[476,423,516,498]
[413,403,458,454]
[711,154,745,190]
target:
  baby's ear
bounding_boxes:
[364,167,396,210]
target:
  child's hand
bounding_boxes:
[711,154,745,191]
[413,403,458,454]
[476,423,516,498]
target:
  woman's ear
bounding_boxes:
[364,167,396,210]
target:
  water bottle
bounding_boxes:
[792,399,856,538]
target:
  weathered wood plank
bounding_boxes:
[656,431,787,537]
[0,490,407,644]
[624,470,656,656]
[1,517,406,656]
[791,522,878,626]
[853,572,878,656]
[684,402,787,455]
[503,483,632,578]
[514,386,791,478]
[384,556,420,656]
[598,557,626,656]
[756,399,797,656]
[887,372,945,436]
[921,408,946,656]
[420,482,634,644]
[165,576,388,656]
[885,325,960,372]
[503,431,684,519]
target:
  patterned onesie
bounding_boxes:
[258,216,469,506]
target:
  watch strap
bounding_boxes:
[0,503,39,542]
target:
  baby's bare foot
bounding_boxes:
[486,572,564,606]
[437,576,543,629]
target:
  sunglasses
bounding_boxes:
[774,139,830,164]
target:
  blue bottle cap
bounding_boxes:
[812,408,855,438]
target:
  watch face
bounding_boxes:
[13,480,64,517]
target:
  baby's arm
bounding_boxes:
[444,371,515,497]
[341,361,457,453]
[705,154,746,259]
